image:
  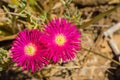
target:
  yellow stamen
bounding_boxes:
[55,34,66,46]
[24,43,36,56]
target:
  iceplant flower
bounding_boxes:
[43,18,81,63]
[10,29,48,72]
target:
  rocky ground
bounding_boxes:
[0,0,120,80]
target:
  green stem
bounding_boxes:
[82,47,120,65]
[0,34,17,42]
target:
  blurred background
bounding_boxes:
[0,0,120,80]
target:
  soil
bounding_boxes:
[45,3,120,80]
[0,1,120,80]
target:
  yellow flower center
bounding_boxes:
[55,34,66,46]
[24,43,36,56]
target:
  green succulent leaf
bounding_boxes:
[0,26,14,36]
[79,6,118,28]
[0,67,2,71]
[0,34,17,42]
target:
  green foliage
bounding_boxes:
[28,0,37,6]
[0,0,46,35]
[0,0,118,42]
[0,48,9,71]
[61,0,82,25]
[0,0,52,41]
[80,6,118,28]
[0,1,119,78]
[64,7,82,25]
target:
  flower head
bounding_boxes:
[43,18,81,63]
[10,29,48,72]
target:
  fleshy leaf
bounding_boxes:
[79,6,118,28]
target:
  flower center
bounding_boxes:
[24,43,36,56]
[55,34,66,46]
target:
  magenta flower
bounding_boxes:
[43,18,81,63]
[10,29,48,72]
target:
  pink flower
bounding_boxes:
[43,18,81,63]
[10,29,48,72]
